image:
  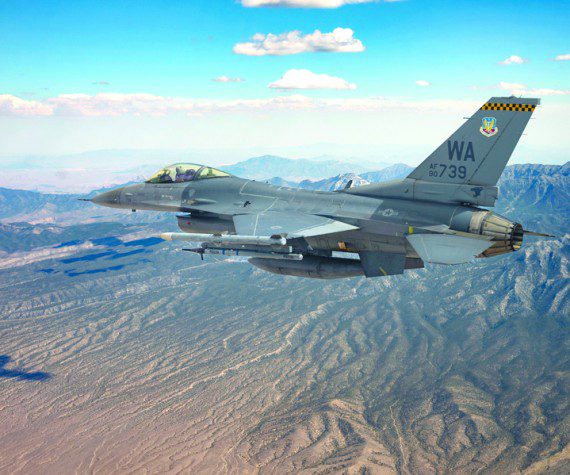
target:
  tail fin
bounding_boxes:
[407,97,539,186]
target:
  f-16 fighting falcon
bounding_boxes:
[89,96,552,279]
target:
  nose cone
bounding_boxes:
[91,188,122,208]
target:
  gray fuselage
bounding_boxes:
[93,176,481,259]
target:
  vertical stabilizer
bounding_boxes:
[407,97,539,186]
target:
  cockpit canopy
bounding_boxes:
[146,163,230,184]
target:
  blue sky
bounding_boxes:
[0,0,568,162]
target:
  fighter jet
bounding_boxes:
[90,96,550,279]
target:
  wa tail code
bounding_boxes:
[447,141,475,161]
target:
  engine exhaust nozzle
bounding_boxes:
[468,211,523,258]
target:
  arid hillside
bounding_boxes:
[0,163,568,474]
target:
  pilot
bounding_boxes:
[176,167,196,182]
[185,168,197,181]
[157,169,173,183]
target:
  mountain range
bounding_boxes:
[1,153,388,193]
[0,161,567,473]
[295,163,414,191]
[221,154,379,182]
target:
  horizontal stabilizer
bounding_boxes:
[407,234,493,265]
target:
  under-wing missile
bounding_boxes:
[160,232,286,246]
[183,248,302,260]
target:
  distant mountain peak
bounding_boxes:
[222,155,373,181]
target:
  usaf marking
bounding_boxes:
[426,140,475,179]
[428,163,468,179]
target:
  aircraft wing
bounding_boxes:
[233,211,358,239]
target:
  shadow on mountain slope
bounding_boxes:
[0,355,51,381]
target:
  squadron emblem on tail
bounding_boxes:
[480,116,498,137]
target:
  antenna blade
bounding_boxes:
[524,230,556,238]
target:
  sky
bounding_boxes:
[0,0,568,167]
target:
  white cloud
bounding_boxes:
[415,80,431,87]
[213,76,245,83]
[269,69,357,90]
[241,0,376,8]
[498,55,528,65]
[497,81,527,91]
[0,92,481,117]
[497,81,570,96]
[0,94,52,116]
[554,53,570,61]
[518,88,570,96]
[233,28,364,56]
